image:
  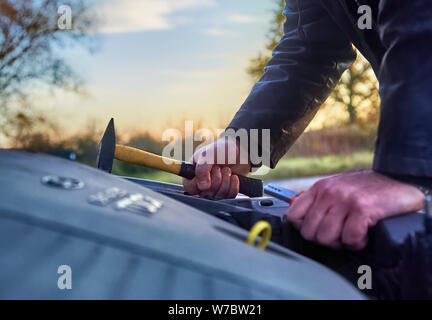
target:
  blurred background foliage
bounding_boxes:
[247,0,380,129]
[0,0,96,146]
[0,0,380,182]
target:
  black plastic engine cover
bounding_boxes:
[0,150,364,299]
[125,176,427,299]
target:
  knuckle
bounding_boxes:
[342,227,364,247]
[310,182,321,193]
[300,227,314,241]
[211,167,221,180]
[311,180,330,195]
[314,179,328,189]
[319,183,345,199]
[222,167,232,175]
[321,186,335,197]
[351,196,366,212]
[316,230,332,246]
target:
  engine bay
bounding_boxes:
[125,177,426,299]
[0,150,428,299]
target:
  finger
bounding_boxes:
[194,155,213,191]
[209,166,222,196]
[214,167,232,199]
[341,209,369,250]
[300,202,330,242]
[316,204,349,249]
[199,166,222,199]
[216,135,238,165]
[227,174,239,199]
[285,188,317,227]
[290,218,303,230]
[182,177,199,195]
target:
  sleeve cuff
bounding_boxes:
[373,152,432,188]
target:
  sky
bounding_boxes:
[48,0,275,137]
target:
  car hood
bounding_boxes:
[0,149,364,299]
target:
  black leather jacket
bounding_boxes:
[228,0,432,182]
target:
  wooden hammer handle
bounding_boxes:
[114,144,263,197]
[114,144,183,175]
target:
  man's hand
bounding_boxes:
[285,169,424,250]
[182,137,251,199]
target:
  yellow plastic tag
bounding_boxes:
[246,221,272,250]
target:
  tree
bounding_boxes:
[247,0,380,127]
[246,0,285,82]
[330,55,379,125]
[0,0,96,145]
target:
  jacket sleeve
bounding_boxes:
[227,0,356,168]
[373,0,432,180]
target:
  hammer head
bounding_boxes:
[96,118,116,173]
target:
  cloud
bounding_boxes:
[98,0,216,34]
[226,14,262,24]
[200,13,263,37]
[202,28,238,37]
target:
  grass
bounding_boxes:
[128,170,183,184]
[113,151,374,183]
[253,151,373,180]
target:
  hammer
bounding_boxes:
[96,119,263,197]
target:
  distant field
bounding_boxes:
[254,151,373,180]
[115,151,373,184]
